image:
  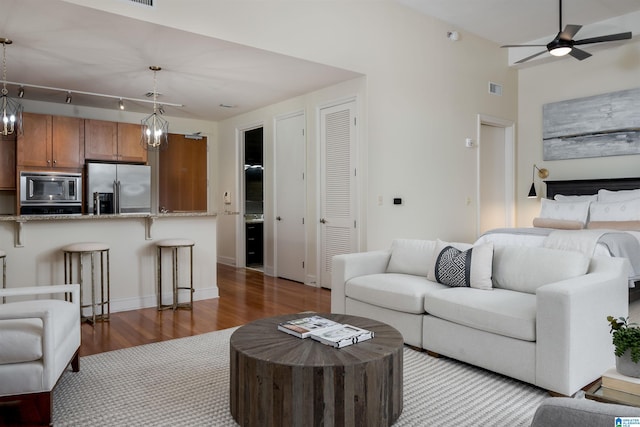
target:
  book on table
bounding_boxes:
[308,324,374,348]
[601,367,640,395]
[277,315,341,338]
[600,386,640,407]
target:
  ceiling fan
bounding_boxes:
[501,0,632,64]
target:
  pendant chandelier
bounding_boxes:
[0,37,22,136]
[141,66,168,150]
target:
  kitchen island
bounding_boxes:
[0,212,218,313]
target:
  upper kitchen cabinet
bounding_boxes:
[17,113,84,169]
[0,134,16,190]
[117,123,147,163]
[85,120,147,164]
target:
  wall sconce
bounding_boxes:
[527,164,549,198]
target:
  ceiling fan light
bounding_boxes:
[549,46,572,56]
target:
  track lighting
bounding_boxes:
[65,92,72,104]
[118,98,124,110]
[17,86,24,98]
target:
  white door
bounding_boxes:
[319,100,358,289]
[477,115,515,237]
[275,112,306,283]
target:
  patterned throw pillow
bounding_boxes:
[435,246,472,287]
[432,242,494,290]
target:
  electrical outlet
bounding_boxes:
[377,195,383,206]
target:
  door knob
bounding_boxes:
[320,218,327,224]
[276,216,282,221]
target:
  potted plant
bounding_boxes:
[608,315,640,377]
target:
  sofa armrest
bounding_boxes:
[0,284,80,305]
[536,257,629,396]
[531,397,640,426]
[331,250,391,313]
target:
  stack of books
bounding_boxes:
[600,367,640,406]
[278,315,374,348]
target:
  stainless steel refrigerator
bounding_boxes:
[86,162,151,214]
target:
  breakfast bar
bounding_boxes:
[0,212,219,313]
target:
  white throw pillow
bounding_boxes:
[427,239,493,290]
[386,239,436,277]
[539,198,591,225]
[589,199,640,222]
[554,194,598,202]
[598,188,640,202]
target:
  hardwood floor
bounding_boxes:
[80,263,331,356]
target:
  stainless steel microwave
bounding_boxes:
[20,171,82,214]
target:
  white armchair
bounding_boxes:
[0,284,81,426]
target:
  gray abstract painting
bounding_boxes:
[543,87,640,161]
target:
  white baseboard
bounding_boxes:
[217,256,236,266]
[107,287,219,314]
[306,274,317,287]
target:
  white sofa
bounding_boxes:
[331,239,629,396]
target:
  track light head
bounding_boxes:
[119,98,124,110]
[65,92,72,104]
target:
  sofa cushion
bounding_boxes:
[431,241,493,290]
[492,245,590,294]
[345,273,447,314]
[424,288,537,341]
[386,239,436,277]
[0,299,77,364]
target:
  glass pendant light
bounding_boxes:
[0,37,22,136]
[141,66,169,150]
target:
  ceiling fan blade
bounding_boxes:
[501,44,547,48]
[559,24,582,40]
[515,50,547,64]
[569,47,592,61]
[574,32,632,45]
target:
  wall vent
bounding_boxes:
[127,0,154,6]
[488,82,503,96]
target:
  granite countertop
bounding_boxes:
[0,211,220,221]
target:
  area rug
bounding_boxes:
[53,327,547,426]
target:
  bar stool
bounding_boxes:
[62,242,110,324]
[156,239,194,311]
[0,250,5,304]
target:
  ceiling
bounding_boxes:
[0,0,361,122]
[395,0,640,45]
[2,1,638,122]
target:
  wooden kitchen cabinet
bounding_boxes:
[85,120,147,164]
[117,123,147,163]
[17,112,84,169]
[84,119,117,161]
[0,134,16,189]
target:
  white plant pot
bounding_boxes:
[616,350,640,378]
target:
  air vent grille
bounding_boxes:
[128,0,153,6]
[489,82,503,96]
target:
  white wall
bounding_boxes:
[216,77,366,283]
[516,39,640,226]
[66,0,519,252]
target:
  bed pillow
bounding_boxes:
[554,194,598,202]
[589,198,640,222]
[539,198,591,226]
[598,188,640,202]
[427,239,493,290]
[532,217,584,230]
[587,221,640,231]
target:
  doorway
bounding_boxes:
[244,127,264,270]
[476,114,515,237]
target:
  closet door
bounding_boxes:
[275,112,306,283]
[319,100,358,289]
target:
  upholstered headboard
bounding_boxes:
[545,177,640,199]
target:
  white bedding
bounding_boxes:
[475,228,640,286]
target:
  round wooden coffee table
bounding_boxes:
[230,313,404,427]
